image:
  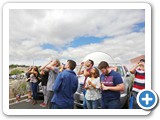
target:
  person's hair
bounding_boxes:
[55,59,61,67]
[89,67,100,78]
[33,66,39,77]
[140,59,145,63]
[98,61,109,70]
[89,59,94,66]
[67,60,77,70]
[34,66,39,72]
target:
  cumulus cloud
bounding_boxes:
[60,32,144,64]
[9,9,145,66]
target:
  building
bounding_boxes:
[130,55,145,64]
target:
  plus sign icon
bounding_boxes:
[137,89,158,110]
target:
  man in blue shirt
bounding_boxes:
[98,61,124,109]
[51,60,78,109]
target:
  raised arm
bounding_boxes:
[26,67,32,73]
[39,61,52,71]
[130,63,139,74]
[77,63,84,75]
[46,65,59,73]
[29,70,38,77]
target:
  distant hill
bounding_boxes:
[9,64,29,69]
[9,64,41,74]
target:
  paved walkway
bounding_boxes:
[9,99,48,109]
[9,99,80,109]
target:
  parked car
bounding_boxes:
[74,52,133,108]
[37,82,44,100]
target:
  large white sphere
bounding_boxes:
[82,52,116,66]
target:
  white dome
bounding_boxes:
[82,52,115,66]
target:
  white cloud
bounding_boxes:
[9,9,145,66]
[60,32,145,65]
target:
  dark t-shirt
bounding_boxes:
[26,72,30,78]
[100,70,123,100]
[41,71,49,86]
[25,72,31,82]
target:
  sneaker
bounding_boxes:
[26,99,31,102]
[41,103,47,107]
[40,102,45,106]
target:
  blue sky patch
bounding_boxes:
[41,36,112,51]
[70,36,112,48]
[132,22,145,32]
[38,22,145,51]
[41,43,54,50]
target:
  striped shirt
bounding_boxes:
[132,68,145,93]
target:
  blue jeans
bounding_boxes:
[31,82,38,100]
[86,99,99,109]
[51,103,61,109]
[132,92,141,109]
[51,103,74,109]
[83,90,87,109]
[101,98,121,109]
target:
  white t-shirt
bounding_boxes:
[30,74,38,83]
[85,77,101,101]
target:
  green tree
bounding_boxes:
[9,64,18,68]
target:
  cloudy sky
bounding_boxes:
[9,9,145,66]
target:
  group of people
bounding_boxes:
[26,59,60,108]
[25,58,145,109]
[78,60,124,109]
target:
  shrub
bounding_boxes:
[9,64,18,68]
[16,81,27,95]
[10,69,24,75]
[10,80,27,97]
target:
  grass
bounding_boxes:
[10,80,28,98]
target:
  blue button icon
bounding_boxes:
[137,89,158,110]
